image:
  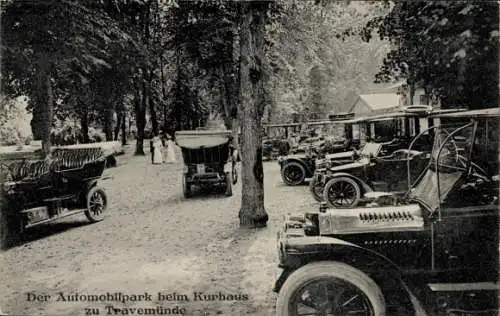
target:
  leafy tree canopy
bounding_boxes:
[362,1,499,108]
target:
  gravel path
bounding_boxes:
[0,145,317,316]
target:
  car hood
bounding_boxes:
[318,204,425,235]
[330,158,368,171]
[282,153,307,160]
[325,151,354,160]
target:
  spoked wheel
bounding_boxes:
[85,186,107,223]
[309,174,325,202]
[281,162,306,186]
[324,177,361,208]
[276,262,385,316]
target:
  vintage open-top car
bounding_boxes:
[317,145,429,207]
[263,138,291,160]
[176,129,237,198]
[1,147,109,240]
[278,144,325,186]
[278,136,356,186]
[308,138,422,202]
[274,116,499,316]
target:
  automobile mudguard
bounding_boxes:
[325,172,373,194]
[276,236,427,315]
[281,158,314,175]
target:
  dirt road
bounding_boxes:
[0,146,316,316]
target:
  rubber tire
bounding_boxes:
[225,172,233,196]
[281,162,306,186]
[183,176,192,199]
[309,174,324,202]
[323,176,361,208]
[276,261,386,316]
[84,186,107,223]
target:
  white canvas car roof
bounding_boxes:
[175,130,232,149]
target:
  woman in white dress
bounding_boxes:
[165,135,176,163]
[152,135,164,164]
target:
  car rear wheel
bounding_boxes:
[324,177,361,208]
[276,261,385,316]
[85,186,107,223]
[281,162,306,186]
[309,174,324,202]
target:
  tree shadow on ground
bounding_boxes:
[185,187,234,200]
[2,220,91,250]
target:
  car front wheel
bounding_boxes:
[309,174,324,202]
[281,162,306,186]
[324,176,361,208]
[85,186,107,223]
[276,261,386,316]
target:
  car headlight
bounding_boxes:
[183,165,189,174]
[277,156,284,163]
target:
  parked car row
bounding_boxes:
[273,108,500,316]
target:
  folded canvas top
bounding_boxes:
[175,130,232,149]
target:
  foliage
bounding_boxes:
[362,1,499,108]
[1,0,141,154]
[0,96,32,146]
[266,1,390,122]
[51,117,105,145]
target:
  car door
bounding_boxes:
[432,204,498,281]
[368,155,405,191]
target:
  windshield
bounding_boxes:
[360,142,382,157]
[410,122,475,212]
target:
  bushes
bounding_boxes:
[51,117,106,145]
[0,96,33,146]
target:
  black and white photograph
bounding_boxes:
[0,0,499,315]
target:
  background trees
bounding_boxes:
[362,1,499,108]
[1,0,141,155]
[1,0,498,227]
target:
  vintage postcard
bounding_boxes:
[1,1,498,315]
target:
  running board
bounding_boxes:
[24,208,86,229]
[428,282,499,292]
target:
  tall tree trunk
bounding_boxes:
[238,2,269,228]
[30,53,53,157]
[218,66,231,129]
[134,75,146,155]
[149,94,158,136]
[160,57,168,132]
[81,102,90,143]
[121,113,127,145]
[114,112,122,141]
[103,107,114,141]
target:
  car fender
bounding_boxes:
[281,158,313,175]
[325,172,373,193]
[277,236,427,314]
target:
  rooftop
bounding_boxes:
[349,93,401,112]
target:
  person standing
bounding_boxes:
[152,135,164,164]
[165,134,177,163]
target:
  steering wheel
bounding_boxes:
[435,130,460,167]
